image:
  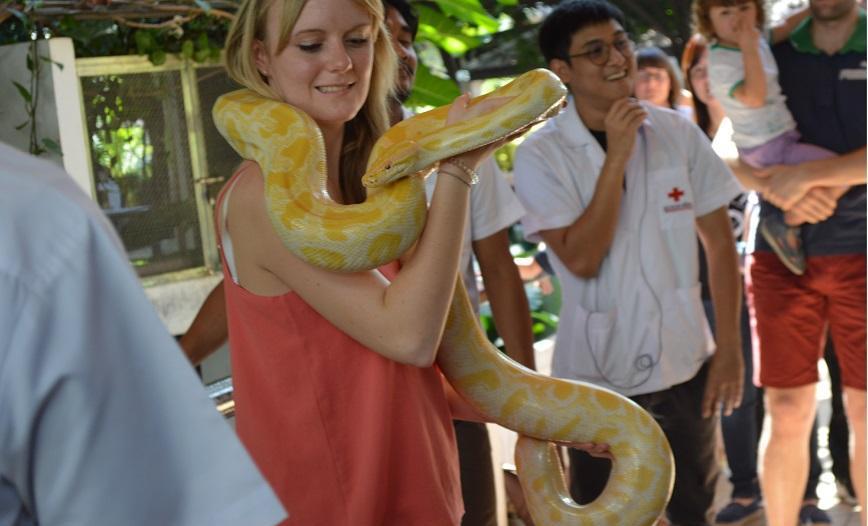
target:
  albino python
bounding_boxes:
[213,68,674,525]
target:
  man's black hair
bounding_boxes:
[538,0,626,64]
[383,0,419,39]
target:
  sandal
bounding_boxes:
[799,503,831,525]
[714,498,763,524]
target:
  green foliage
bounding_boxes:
[0,7,230,64]
[478,231,561,350]
[405,62,461,107]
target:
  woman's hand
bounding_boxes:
[444,93,515,171]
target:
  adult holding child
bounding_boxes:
[693,0,847,275]
[694,0,866,524]
[681,33,838,526]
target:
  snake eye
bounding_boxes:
[385,163,391,169]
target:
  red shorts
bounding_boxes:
[746,252,866,390]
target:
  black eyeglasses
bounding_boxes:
[567,37,635,66]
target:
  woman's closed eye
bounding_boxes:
[346,36,371,47]
[298,42,323,53]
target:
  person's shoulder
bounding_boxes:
[516,115,561,154]
[0,143,105,222]
[646,103,694,130]
[771,35,798,58]
[226,160,266,209]
[0,144,119,290]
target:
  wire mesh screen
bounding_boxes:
[81,70,204,277]
[196,67,242,208]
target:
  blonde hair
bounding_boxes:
[224,0,397,204]
[692,0,767,41]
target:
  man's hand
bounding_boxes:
[785,187,839,224]
[555,440,613,460]
[756,163,814,210]
[701,342,744,418]
[604,98,647,162]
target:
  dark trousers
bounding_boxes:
[824,344,853,495]
[569,363,719,526]
[454,420,497,526]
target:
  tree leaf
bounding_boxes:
[181,39,195,58]
[404,63,461,108]
[431,0,499,33]
[12,81,32,104]
[40,55,64,70]
[196,32,209,50]
[148,50,166,66]
[41,138,63,156]
[134,31,154,54]
[417,5,485,56]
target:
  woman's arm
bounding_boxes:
[229,96,506,367]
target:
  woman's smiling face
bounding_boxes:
[254,0,376,131]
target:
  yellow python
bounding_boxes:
[213,68,675,526]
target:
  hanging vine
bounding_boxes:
[6,4,62,156]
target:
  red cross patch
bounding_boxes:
[667,187,685,202]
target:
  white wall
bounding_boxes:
[0,37,92,197]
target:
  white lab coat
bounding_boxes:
[514,99,742,396]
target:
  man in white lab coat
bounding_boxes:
[513,1,744,524]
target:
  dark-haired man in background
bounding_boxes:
[513,1,744,523]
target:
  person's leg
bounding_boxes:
[843,388,866,526]
[804,416,821,503]
[453,421,497,526]
[821,253,867,524]
[746,252,829,526]
[762,384,818,526]
[798,416,833,525]
[708,297,763,522]
[824,342,855,502]
[644,365,718,526]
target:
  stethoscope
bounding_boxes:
[582,125,665,391]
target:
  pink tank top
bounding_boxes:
[217,169,463,525]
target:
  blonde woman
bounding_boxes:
[218,0,503,522]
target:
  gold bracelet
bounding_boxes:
[440,167,472,187]
[444,158,480,186]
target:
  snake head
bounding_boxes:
[362,140,421,188]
